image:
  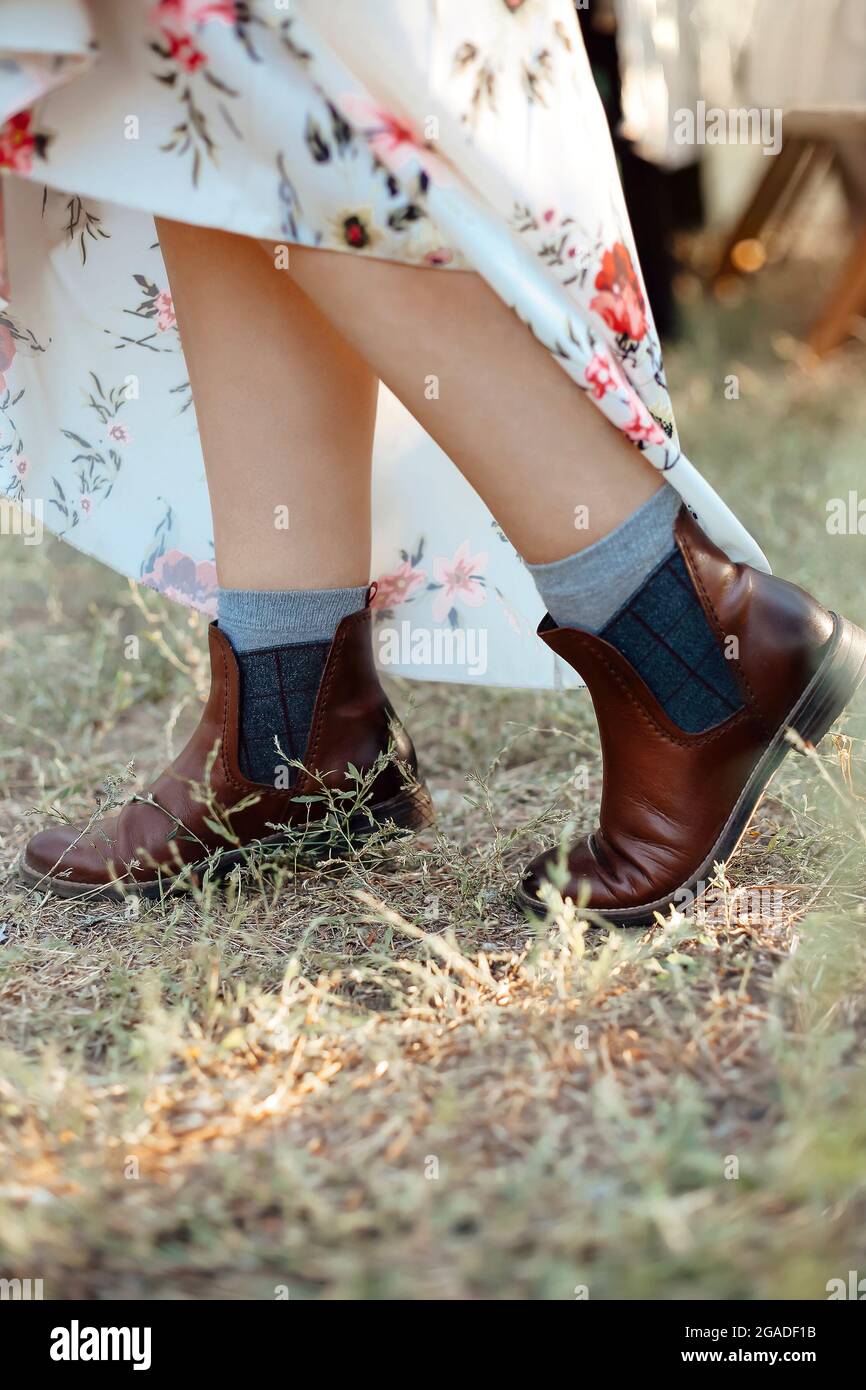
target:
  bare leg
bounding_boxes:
[156,220,378,589]
[282,249,662,564]
[23,225,436,897]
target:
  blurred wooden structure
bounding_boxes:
[714,111,866,355]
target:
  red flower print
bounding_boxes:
[338,94,453,188]
[623,407,665,447]
[590,241,648,342]
[0,322,16,393]
[584,351,617,401]
[150,1,239,181]
[366,108,420,166]
[431,541,487,623]
[371,560,427,610]
[343,215,369,248]
[162,30,208,71]
[0,111,37,175]
[330,207,380,252]
[153,0,236,36]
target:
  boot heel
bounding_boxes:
[246,780,435,870]
[361,780,436,836]
[790,614,866,751]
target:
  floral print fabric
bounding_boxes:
[0,0,767,689]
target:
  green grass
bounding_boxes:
[1,264,865,1299]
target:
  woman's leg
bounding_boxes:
[157,220,377,590]
[279,247,865,925]
[155,220,386,780]
[282,249,663,564]
[284,246,681,641]
[23,224,432,897]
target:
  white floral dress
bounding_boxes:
[0,0,767,689]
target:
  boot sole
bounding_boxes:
[518,613,866,927]
[19,782,436,904]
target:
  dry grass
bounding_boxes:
[1,268,865,1300]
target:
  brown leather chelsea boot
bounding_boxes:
[519,507,866,926]
[21,606,434,900]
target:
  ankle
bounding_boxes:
[217,583,368,784]
[526,484,682,632]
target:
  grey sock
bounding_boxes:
[218,584,368,652]
[527,484,682,632]
[598,547,743,733]
[528,486,743,734]
[218,585,368,784]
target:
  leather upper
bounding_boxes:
[24,611,417,889]
[522,508,834,912]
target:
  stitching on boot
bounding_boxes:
[294,619,350,796]
[218,636,285,801]
[573,634,754,749]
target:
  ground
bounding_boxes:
[1,263,865,1300]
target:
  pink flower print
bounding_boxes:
[0,321,16,393]
[431,541,487,623]
[151,0,234,67]
[424,248,454,266]
[107,423,132,445]
[360,105,421,167]
[141,549,219,615]
[154,291,176,331]
[371,560,427,610]
[79,496,93,517]
[495,592,521,634]
[153,0,236,36]
[0,111,37,175]
[623,407,666,447]
[338,94,453,188]
[14,456,28,477]
[584,352,617,401]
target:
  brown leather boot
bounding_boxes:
[519,508,866,926]
[21,607,434,900]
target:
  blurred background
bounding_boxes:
[581,0,866,349]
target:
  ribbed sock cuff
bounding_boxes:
[218,584,368,653]
[527,483,682,632]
